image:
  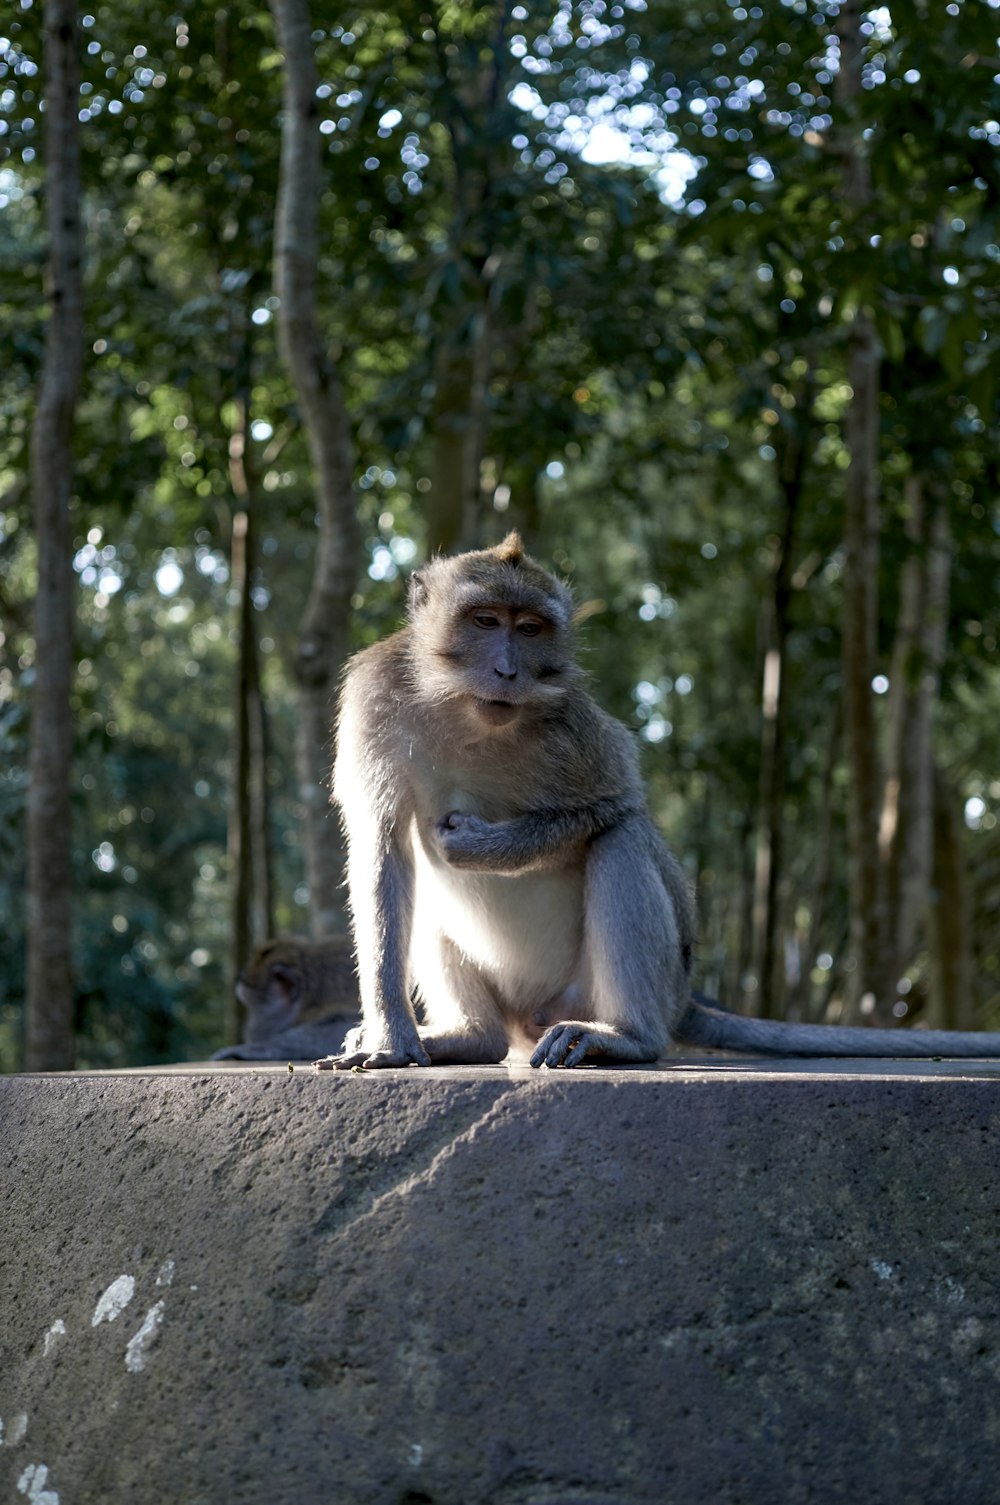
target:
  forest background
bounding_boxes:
[1,0,998,1070]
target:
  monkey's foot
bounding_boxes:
[315,1043,432,1071]
[529,1022,658,1069]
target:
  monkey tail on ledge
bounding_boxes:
[679,993,1000,1059]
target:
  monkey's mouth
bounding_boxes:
[474,698,520,727]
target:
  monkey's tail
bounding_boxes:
[678,995,1000,1059]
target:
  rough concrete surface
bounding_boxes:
[3,1057,1000,1505]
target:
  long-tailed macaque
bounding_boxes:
[320,532,1000,1069]
[213,936,360,1062]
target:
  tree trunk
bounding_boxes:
[841,310,886,1018]
[227,498,254,1042]
[746,621,782,1017]
[423,3,513,554]
[880,480,950,995]
[226,393,274,1039]
[928,767,974,1030]
[269,0,360,937]
[788,706,841,1024]
[747,390,808,1018]
[835,1,889,1020]
[426,308,492,554]
[731,810,757,1008]
[25,0,83,1071]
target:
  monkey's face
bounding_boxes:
[236,942,306,1041]
[420,594,574,730]
[407,540,576,730]
[458,603,559,726]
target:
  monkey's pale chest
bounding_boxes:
[408,810,585,1008]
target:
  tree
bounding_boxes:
[25,0,84,1070]
[269,0,361,937]
[835,0,889,1019]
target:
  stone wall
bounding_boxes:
[3,1058,1000,1504]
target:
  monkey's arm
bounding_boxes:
[435,795,642,874]
[326,819,428,1070]
[326,684,429,1070]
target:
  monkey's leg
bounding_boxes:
[415,936,509,1064]
[530,822,683,1068]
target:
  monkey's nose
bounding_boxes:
[494,662,517,680]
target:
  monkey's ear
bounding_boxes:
[494,531,525,566]
[407,569,429,612]
[269,962,303,1007]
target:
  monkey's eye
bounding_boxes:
[473,613,501,630]
[516,618,543,637]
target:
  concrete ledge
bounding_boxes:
[3,1059,1000,1504]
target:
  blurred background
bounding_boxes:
[1,0,998,1068]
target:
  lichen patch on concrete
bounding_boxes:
[16,1463,59,1504]
[124,1302,166,1374]
[91,1275,135,1327]
[42,1321,67,1358]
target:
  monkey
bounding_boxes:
[213,935,360,1062]
[319,531,1000,1069]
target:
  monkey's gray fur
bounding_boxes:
[320,532,1000,1069]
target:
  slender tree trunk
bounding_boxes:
[788,706,841,1024]
[836,1,889,1020]
[841,310,885,1017]
[732,811,757,1007]
[747,395,808,1018]
[749,643,788,1018]
[249,623,275,944]
[227,494,254,1041]
[226,393,274,1038]
[25,0,83,1071]
[424,4,513,554]
[928,767,974,1030]
[269,0,360,937]
[880,480,950,994]
[426,307,492,554]
[746,607,780,1017]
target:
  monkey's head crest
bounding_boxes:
[492,531,525,566]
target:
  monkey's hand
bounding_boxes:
[530,1021,659,1068]
[434,810,501,867]
[316,1022,431,1071]
[434,809,566,873]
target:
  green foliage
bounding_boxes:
[1,0,998,1064]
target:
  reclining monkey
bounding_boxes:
[320,531,1000,1069]
[212,936,359,1062]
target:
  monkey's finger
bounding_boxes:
[563,1034,597,1067]
[361,1046,432,1069]
[315,1051,368,1071]
[530,1025,579,1068]
[529,1028,560,1067]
